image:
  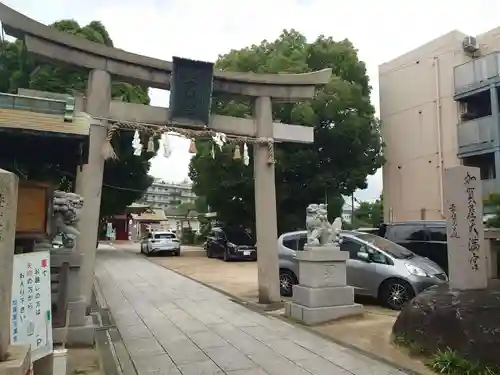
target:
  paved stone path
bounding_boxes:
[95,248,410,375]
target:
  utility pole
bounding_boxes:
[351,193,355,226]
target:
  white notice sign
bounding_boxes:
[10,251,53,361]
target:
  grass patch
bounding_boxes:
[430,349,499,375]
[393,334,500,375]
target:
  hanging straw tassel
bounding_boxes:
[147,135,155,153]
[188,138,197,154]
[101,123,120,160]
[267,139,275,164]
[233,144,241,160]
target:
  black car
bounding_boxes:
[379,220,448,273]
[205,227,257,261]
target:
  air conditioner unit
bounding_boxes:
[462,36,479,54]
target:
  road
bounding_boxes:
[95,246,410,375]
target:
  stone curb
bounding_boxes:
[92,281,138,375]
[146,254,427,375]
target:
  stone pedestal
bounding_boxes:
[285,246,362,325]
[0,345,30,375]
[50,251,95,346]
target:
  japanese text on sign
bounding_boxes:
[464,172,480,271]
[449,203,459,238]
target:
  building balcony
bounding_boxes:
[454,52,500,96]
[457,115,498,155]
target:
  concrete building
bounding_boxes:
[137,178,196,210]
[379,27,500,222]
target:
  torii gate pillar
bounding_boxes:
[76,70,110,305]
[254,97,280,303]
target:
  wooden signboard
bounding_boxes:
[16,181,52,237]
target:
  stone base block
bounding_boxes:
[297,249,349,288]
[0,345,30,375]
[285,301,363,325]
[67,298,88,326]
[297,247,347,261]
[53,316,95,346]
[292,285,354,308]
[33,352,53,375]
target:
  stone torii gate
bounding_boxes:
[0,4,330,320]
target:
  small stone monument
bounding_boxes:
[443,166,488,290]
[285,204,362,325]
[392,166,497,367]
[0,169,31,374]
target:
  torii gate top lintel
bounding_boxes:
[0,3,331,101]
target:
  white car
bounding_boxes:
[140,231,181,256]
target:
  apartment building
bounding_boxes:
[137,178,196,210]
[379,27,500,222]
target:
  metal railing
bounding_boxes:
[0,92,75,121]
[454,52,500,93]
[457,115,496,147]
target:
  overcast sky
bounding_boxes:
[3,0,500,202]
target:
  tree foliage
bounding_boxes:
[353,196,383,228]
[0,20,154,217]
[484,194,500,228]
[189,30,384,233]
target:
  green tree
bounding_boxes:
[189,30,384,233]
[327,194,344,223]
[485,193,500,228]
[0,20,154,217]
[353,197,383,228]
[194,196,209,214]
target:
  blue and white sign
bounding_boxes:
[10,251,53,361]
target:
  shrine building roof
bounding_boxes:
[0,92,90,137]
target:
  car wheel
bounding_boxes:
[380,279,415,310]
[223,249,229,262]
[174,250,180,256]
[279,270,298,297]
[207,247,214,258]
[140,245,144,254]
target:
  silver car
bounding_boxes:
[140,231,181,256]
[278,230,448,310]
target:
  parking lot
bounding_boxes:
[147,247,261,303]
